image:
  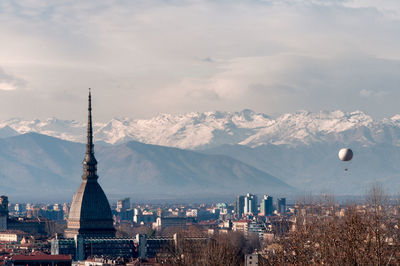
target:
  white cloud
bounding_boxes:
[360,89,388,98]
[0,0,399,119]
[0,67,25,91]
[0,82,17,91]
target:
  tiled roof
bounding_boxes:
[0,230,28,235]
[11,254,71,261]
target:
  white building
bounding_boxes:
[244,193,258,215]
[0,230,28,243]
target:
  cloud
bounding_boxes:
[201,57,214,63]
[360,89,388,98]
[0,0,399,119]
[0,67,25,91]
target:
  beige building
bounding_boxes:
[232,220,250,235]
[0,230,28,242]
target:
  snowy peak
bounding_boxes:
[240,110,376,147]
[0,110,398,149]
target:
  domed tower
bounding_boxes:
[64,90,115,238]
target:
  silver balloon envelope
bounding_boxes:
[338,148,353,162]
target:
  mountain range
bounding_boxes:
[1,109,400,201]
[2,110,400,149]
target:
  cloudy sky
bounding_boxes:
[0,0,399,121]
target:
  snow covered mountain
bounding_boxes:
[2,110,400,197]
[2,110,400,149]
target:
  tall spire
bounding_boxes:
[87,88,94,155]
[83,88,98,180]
[65,88,115,239]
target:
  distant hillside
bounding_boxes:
[203,142,400,195]
[0,126,19,138]
[0,133,292,202]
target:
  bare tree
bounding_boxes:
[263,185,400,265]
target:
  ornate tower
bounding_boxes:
[64,90,115,239]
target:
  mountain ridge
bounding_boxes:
[0,132,293,201]
[2,110,400,149]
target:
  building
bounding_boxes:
[0,196,8,230]
[51,91,121,261]
[244,193,258,215]
[277,198,286,214]
[64,90,115,239]
[3,253,71,266]
[0,230,28,243]
[215,203,227,214]
[235,195,245,218]
[51,233,207,261]
[260,195,273,216]
[7,217,48,235]
[14,203,24,214]
[152,217,195,231]
[248,221,269,240]
[53,204,60,211]
[76,257,125,265]
[52,236,138,261]
[116,198,133,222]
[51,91,208,261]
[245,253,262,266]
[232,220,250,235]
[134,213,157,224]
[116,198,131,213]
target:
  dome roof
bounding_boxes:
[65,179,115,238]
[69,180,112,221]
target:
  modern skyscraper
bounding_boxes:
[244,193,258,215]
[235,195,245,218]
[64,90,115,238]
[277,198,286,214]
[260,195,273,216]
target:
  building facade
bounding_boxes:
[235,196,245,218]
[244,193,258,215]
[0,196,8,230]
[260,195,273,216]
[277,198,286,214]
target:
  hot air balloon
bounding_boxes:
[338,148,353,171]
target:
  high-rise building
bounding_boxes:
[260,195,273,216]
[117,198,131,212]
[64,90,115,238]
[277,198,286,214]
[235,195,245,218]
[244,193,258,215]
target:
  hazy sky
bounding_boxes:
[0,0,400,121]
